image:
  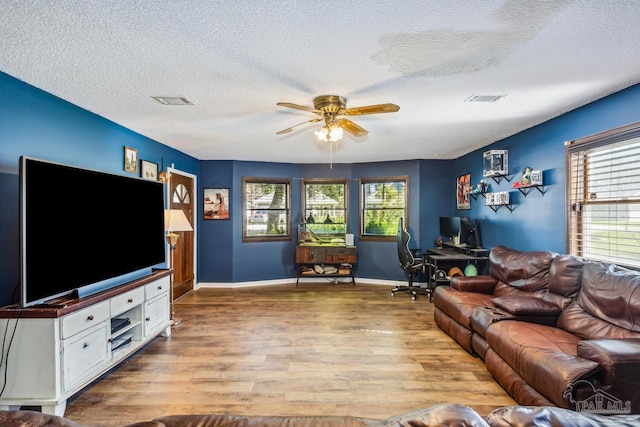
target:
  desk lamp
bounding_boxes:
[164,209,193,326]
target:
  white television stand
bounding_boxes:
[0,269,172,416]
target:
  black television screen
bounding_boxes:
[439,216,461,242]
[20,157,166,307]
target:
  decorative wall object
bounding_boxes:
[483,149,508,177]
[456,173,471,210]
[204,188,229,220]
[530,170,543,185]
[124,146,138,173]
[140,160,158,181]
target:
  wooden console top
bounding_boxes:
[0,269,172,319]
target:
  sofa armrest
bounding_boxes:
[578,338,640,385]
[450,275,497,294]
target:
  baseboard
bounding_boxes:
[195,278,412,289]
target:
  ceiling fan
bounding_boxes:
[276,95,399,141]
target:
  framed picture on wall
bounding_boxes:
[140,160,158,181]
[204,188,229,220]
[124,146,138,173]
[456,173,471,210]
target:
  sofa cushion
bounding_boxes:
[433,286,494,329]
[485,321,601,407]
[547,254,585,298]
[383,404,490,427]
[489,246,557,292]
[575,262,640,333]
[0,410,84,427]
[145,414,379,426]
[451,275,497,294]
[486,405,640,427]
[492,295,561,317]
[557,301,640,340]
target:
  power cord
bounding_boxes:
[0,314,20,397]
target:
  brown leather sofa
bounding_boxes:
[433,245,640,414]
[4,404,640,426]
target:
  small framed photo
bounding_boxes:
[124,146,138,173]
[140,160,158,181]
[204,188,229,220]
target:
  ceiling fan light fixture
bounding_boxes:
[315,126,329,141]
[328,124,343,142]
[315,124,343,142]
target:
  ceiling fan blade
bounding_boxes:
[276,117,323,135]
[277,102,321,115]
[337,118,369,137]
[344,103,400,116]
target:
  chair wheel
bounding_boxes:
[411,295,417,301]
[390,291,395,297]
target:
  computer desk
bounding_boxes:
[425,245,489,302]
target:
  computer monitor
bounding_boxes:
[439,216,461,243]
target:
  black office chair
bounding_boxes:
[390,218,425,301]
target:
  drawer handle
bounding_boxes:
[108,338,114,343]
[83,342,90,349]
[157,285,163,290]
[87,315,94,321]
[128,298,134,303]
[145,317,151,321]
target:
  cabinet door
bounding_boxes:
[144,292,170,337]
[296,247,325,263]
[62,323,109,391]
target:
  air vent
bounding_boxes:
[151,96,194,106]
[465,95,504,103]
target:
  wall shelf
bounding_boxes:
[486,174,511,184]
[515,185,546,196]
[469,192,486,200]
[487,204,514,213]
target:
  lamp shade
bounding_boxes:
[164,209,193,232]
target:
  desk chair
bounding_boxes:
[390,218,426,301]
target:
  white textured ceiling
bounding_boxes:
[2,1,640,163]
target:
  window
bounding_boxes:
[566,122,640,268]
[302,179,348,244]
[360,176,408,240]
[243,177,291,242]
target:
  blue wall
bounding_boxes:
[196,159,451,284]
[0,71,199,306]
[452,84,640,254]
[3,68,640,306]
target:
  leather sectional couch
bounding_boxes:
[433,245,640,414]
[4,404,640,426]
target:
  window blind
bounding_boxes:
[566,122,640,268]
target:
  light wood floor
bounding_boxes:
[63,283,515,426]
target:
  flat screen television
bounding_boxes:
[439,216,461,243]
[20,156,166,308]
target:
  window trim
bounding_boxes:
[565,120,640,268]
[242,176,291,242]
[301,178,349,230]
[359,176,408,241]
